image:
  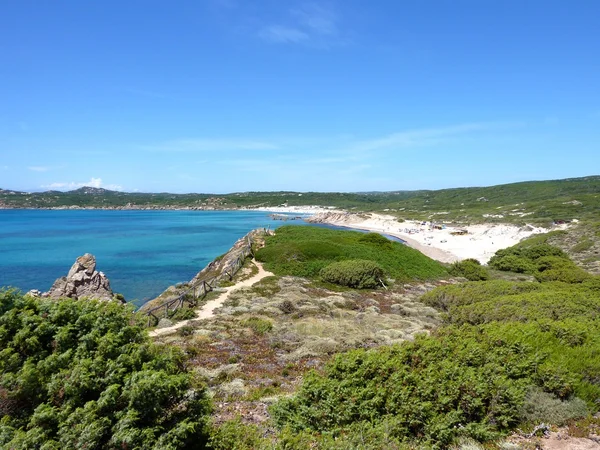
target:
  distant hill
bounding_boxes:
[1,175,599,224]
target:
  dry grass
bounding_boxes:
[153,274,450,408]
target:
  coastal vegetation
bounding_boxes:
[255,226,448,284]
[0,289,211,449]
[266,249,600,448]
[2,175,600,224]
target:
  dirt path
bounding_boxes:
[149,260,273,337]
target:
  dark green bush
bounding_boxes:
[448,258,489,281]
[489,242,589,285]
[489,254,535,273]
[0,289,210,449]
[172,306,197,321]
[358,232,392,248]
[320,259,385,289]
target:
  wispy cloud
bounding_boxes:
[258,2,342,47]
[348,122,508,153]
[259,25,309,44]
[141,138,281,152]
[42,177,123,191]
[292,3,337,35]
[28,166,51,172]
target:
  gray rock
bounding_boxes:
[45,253,118,302]
[156,318,174,328]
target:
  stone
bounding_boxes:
[156,318,174,328]
[45,253,118,302]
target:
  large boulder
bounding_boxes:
[46,253,119,302]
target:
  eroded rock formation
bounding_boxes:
[45,253,119,302]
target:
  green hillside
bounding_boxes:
[2,175,599,224]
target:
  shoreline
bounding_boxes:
[301,211,565,264]
[2,205,564,265]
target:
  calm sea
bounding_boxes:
[0,210,294,307]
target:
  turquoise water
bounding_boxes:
[0,210,290,307]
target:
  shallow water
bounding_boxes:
[0,210,287,306]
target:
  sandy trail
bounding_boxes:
[149,260,273,337]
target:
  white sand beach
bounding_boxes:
[258,207,564,264]
[256,205,342,215]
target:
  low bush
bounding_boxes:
[448,259,489,281]
[320,259,385,289]
[172,306,197,321]
[520,387,588,425]
[489,254,535,273]
[0,289,211,449]
[489,242,592,286]
[242,316,273,335]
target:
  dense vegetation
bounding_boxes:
[489,240,593,283]
[448,258,489,281]
[0,290,210,449]
[320,259,385,289]
[268,245,600,448]
[255,226,447,284]
[2,175,599,223]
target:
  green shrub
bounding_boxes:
[208,417,267,450]
[448,259,489,281]
[420,280,543,311]
[534,267,592,283]
[271,327,541,447]
[489,242,588,284]
[571,238,594,253]
[172,306,197,321]
[489,254,535,273]
[358,232,393,248]
[520,387,588,425]
[0,289,211,449]
[242,316,273,335]
[320,259,385,289]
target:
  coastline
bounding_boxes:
[2,205,564,265]
[303,211,564,264]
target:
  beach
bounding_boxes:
[261,208,563,264]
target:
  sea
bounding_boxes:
[0,210,301,307]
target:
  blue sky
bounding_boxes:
[1,0,599,193]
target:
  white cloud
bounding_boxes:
[259,3,341,46]
[28,166,51,172]
[42,178,123,191]
[258,25,309,44]
[292,3,337,35]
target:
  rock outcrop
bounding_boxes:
[45,253,118,302]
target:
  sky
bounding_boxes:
[1,0,599,193]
